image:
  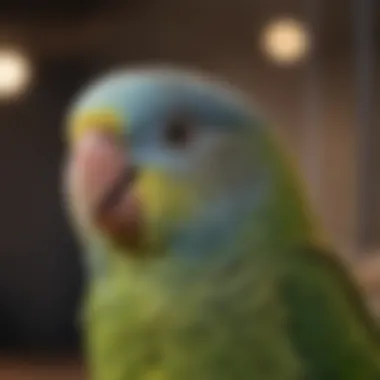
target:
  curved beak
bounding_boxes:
[65,131,142,249]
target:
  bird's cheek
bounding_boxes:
[132,169,198,245]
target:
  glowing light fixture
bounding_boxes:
[260,17,312,66]
[0,49,32,99]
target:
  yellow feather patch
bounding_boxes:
[132,168,200,250]
[145,369,165,380]
[66,109,124,144]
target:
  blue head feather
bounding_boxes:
[70,68,263,171]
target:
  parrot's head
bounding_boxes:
[63,67,315,264]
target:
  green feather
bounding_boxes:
[278,245,380,379]
[83,246,301,380]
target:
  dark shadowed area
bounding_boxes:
[0,0,378,366]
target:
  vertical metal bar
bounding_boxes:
[353,0,375,252]
[302,0,323,208]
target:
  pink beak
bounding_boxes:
[65,131,142,248]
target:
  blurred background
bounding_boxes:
[0,0,378,377]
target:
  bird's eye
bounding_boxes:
[164,117,192,147]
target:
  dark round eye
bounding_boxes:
[164,117,192,147]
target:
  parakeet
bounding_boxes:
[63,67,380,380]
